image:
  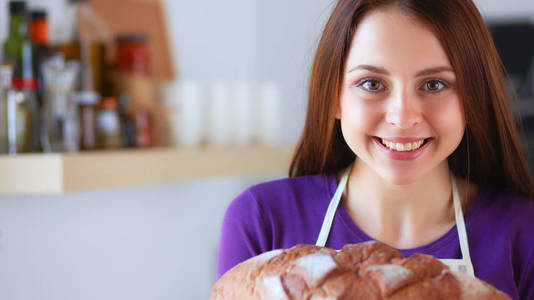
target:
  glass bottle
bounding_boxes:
[0,65,14,153]
[29,9,54,106]
[0,65,29,154]
[3,1,40,152]
[3,1,34,81]
[118,94,136,148]
[41,55,80,152]
[11,78,39,152]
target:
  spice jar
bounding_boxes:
[76,91,99,150]
[97,97,122,149]
[116,34,149,76]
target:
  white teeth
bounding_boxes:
[380,138,426,152]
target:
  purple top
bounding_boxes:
[217,174,534,300]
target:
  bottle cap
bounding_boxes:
[9,1,26,15]
[101,97,118,110]
[30,9,47,19]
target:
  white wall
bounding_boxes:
[162,0,333,143]
[0,173,284,300]
[474,0,534,19]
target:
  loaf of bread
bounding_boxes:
[211,241,511,300]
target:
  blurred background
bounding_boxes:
[0,0,533,299]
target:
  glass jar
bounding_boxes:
[41,55,80,152]
[97,97,122,149]
[76,91,99,150]
[116,34,149,76]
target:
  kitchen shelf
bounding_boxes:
[0,145,294,195]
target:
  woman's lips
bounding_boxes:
[373,136,433,161]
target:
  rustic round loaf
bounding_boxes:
[211,241,511,300]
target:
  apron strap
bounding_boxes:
[450,171,475,277]
[315,164,352,247]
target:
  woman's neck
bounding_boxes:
[341,159,464,249]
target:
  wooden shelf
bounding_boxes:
[0,146,294,195]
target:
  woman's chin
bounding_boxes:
[378,169,423,186]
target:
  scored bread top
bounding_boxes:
[211,241,511,300]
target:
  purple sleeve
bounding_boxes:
[216,188,270,279]
[519,248,534,300]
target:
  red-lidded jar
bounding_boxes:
[29,10,48,45]
[116,34,149,75]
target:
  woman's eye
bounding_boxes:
[423,79,447,92]
[357,79,385,92]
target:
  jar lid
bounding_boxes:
[101,97,118,110]
[30,9,47,20]
[12,78,39,90]
[116,33,149,43]
[9,1,26,15]
[75,91,100,105]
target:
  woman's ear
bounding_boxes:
[335,104,341,120]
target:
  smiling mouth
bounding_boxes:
[374,137,433,152]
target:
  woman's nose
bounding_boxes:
[384,91,423,129]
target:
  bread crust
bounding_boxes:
[211,241,511,300]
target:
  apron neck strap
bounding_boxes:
[315,164,475,277]
[450,171,475,275]
[315,163,352,246]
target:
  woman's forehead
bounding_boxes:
[345,8,453,76]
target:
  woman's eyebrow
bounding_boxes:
[415,66,454,77]
[347,64,454,76]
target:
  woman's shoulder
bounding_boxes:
[471,184,534,238]
[475,184,534,215]
[229,173,335,212]
[249,173,334,196]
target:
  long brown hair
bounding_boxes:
[289,0,534,199]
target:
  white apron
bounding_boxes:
[315,163,475,277]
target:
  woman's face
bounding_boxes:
[338,8,465,185]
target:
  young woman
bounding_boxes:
[217,0,534,298]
